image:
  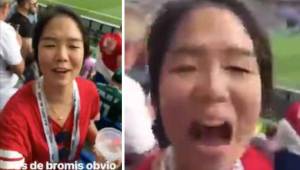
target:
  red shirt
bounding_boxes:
[98,33,121,72]
[0,77,100,168]
[136,146,273,170]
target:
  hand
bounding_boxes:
[92,146,122,170]
[16,33,22,47]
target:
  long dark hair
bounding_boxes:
[32,5,90,64]
[148,0,273,148]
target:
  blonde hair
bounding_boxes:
[125,4,148,42]
[0,0,11,7]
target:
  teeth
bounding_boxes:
[53,68,68,72]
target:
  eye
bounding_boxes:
[226,66,251,74]
[43,44,55,48]
[170,65,197,74]
[69,45,80,49]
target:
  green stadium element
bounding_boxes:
[39,0,121,25]
[271,32,300,90]
[112,68,122,84]
[96,82,121,122]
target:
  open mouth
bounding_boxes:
[52,68,70,74]
[189,121,233,146]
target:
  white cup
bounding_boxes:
[94,128,122,161]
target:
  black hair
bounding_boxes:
[148,0,273,148]
[32,5,90,64]
[16,0,26,5]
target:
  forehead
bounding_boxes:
[27,0,36,3]
[169,6,254,53]
[41,15,82,38]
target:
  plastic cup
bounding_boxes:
[94,128,122,162]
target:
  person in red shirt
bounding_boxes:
[94,32,122,84]
[99,32,121,72]
[135,0,273,170]
[0,6,100,169]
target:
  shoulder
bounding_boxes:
[242,146,273,170]
[3,81,36,113]
[76,77,97,89]
[0,21,16,39]
[9,12,26,23]
[124,76,146,103]
[76,77,98,98]
[0,81,36,136]
[134,153,157,170]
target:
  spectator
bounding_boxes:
[0,6,102,168]
[94,32,121,84]
[125,4,147,72]
[6,0,38,24]
[124,74,156,170]
[125,4,150,92]
[136,0,273,169]
[0,0,24,110]
[95,68,122,130]
[124,5,157,170]
[275,102,300,170]
[80,53,96,80]
[8,0,39,82]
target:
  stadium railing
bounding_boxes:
[38,4,121,46]
[272,86,300,119]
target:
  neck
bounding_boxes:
[42,79,73,105]
[17,6,28,17]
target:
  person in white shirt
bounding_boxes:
[0,0,24,110]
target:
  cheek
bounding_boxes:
[38,49,52,74]
[70,51,84,73]
[233,77,261,142]
[159,70,194,144]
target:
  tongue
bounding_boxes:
[200,126,230,146]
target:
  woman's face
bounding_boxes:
[38,15,84,87]
[159,6,261,167]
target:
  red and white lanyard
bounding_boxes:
[35,77,80,162]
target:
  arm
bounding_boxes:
[9,60,25,77]
[87,120,98,145]
[21,38,34,63]
[0,105,29,170]
[2,26,24,78]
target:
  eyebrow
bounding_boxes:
[40,36,83,42]
[224,47,255,58]
[169,45,207,58]
[168,45,255,58]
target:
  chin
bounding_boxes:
[194,143,232,157]
[187,141,243,161]
[51,78,73,88]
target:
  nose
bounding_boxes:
[192,67,229,104]
[55,45,68,62]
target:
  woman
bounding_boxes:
[136,0,273,169]
[0,6,100,168]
